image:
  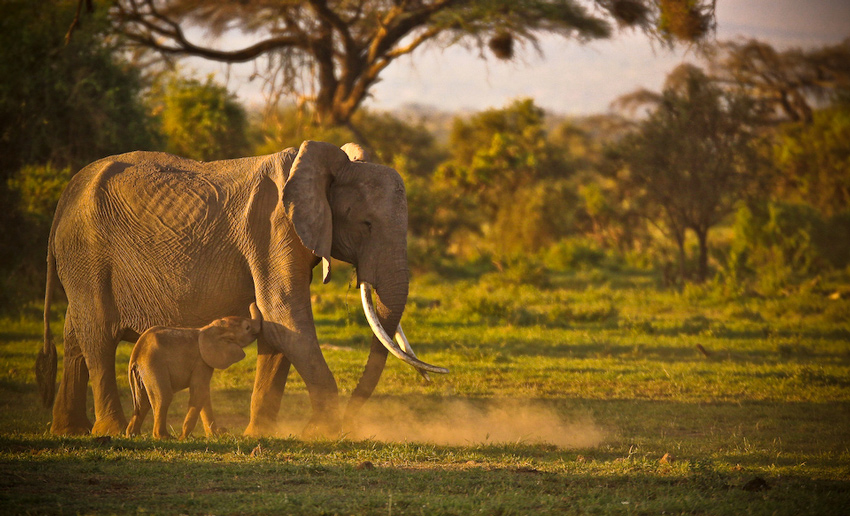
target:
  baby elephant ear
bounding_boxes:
[199,327,247,370]
[341,142,370,162]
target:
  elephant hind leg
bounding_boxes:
[50,315,92,435]
[72,314,127,436]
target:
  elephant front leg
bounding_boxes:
[286,341,341,439]
[182,376,213,439]
[245,338,292,437]
[249,321,341,438]
[344,337,389,432]
[51,327,92,435]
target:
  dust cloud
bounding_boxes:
[280,398,607,448]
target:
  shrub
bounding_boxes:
[542,238,607,271]
[723,201,842,295]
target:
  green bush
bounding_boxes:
[455,284,536,326]
[723,201,842,295]
[152,74,249,161]
[542,238,608,271]
[483,257,550,289]
[7,163,71,225]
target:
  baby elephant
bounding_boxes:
[126,304,263,439]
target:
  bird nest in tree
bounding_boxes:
[489,31,514,60]
[610,0,650,26]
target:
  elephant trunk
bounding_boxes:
[346,264,449,424]
[346,265,408,421]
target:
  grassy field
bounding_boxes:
[1,265,849,515]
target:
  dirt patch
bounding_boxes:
[277,398,606,448]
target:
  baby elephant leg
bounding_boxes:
[125,395,151,437]
[148,383,173,439]
[200,398,225,437]
[126,366,151,437]
[180,381,212,439]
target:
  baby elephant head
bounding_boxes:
[199,303,263,370]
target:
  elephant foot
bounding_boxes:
[91,416,128,436]
[244,420,276,437]
[301,415,341,440]
[340,417,362,438]
[50,420,93,436]
[51,400,93,435]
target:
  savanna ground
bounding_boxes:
[1,264,849,515]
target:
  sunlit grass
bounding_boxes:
[1,265,848,514]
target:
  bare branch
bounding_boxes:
[117,0,305,63]
[107,0,717,126]
[65,0,94,45]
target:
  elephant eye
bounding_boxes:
[363,221,372,232]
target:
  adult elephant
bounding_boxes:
[36,140,447,437]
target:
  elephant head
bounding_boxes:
[283,141,447,417]
[199,304,263,370]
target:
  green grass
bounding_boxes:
[1,265,849,514]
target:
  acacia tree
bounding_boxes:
[104,0,716,129]
[708,39,850,124]
[611,65,762,282]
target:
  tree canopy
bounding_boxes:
[708,38,850,124]
[150,74,250,160]
[108,0,716,128]
[609,65,763,282]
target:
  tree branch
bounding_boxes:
[117,0,305,63]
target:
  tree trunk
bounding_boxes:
[677,238,687,285]
[695,227,709,283]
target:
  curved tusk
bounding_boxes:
[395,325,432,382]
[360,283,449,375]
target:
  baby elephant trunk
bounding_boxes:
[249,302,263,335]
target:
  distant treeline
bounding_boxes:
[1,1,848,310]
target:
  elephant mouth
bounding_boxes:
[359,282,449,378]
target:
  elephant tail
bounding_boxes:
[36,248,58,408]
[128,363,146,416]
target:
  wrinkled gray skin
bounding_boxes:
[126,310,262,439]
[39,140,409,437]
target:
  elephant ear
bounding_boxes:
[283,140,350,263]
[199,326,247,370]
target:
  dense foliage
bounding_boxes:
[150,74,250,161]
[0,0,157,308]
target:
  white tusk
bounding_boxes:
[360,283,449,375]
[395,325,432,382]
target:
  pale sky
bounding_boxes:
[192,0,850,116]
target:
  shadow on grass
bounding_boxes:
[1,429,848,516]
